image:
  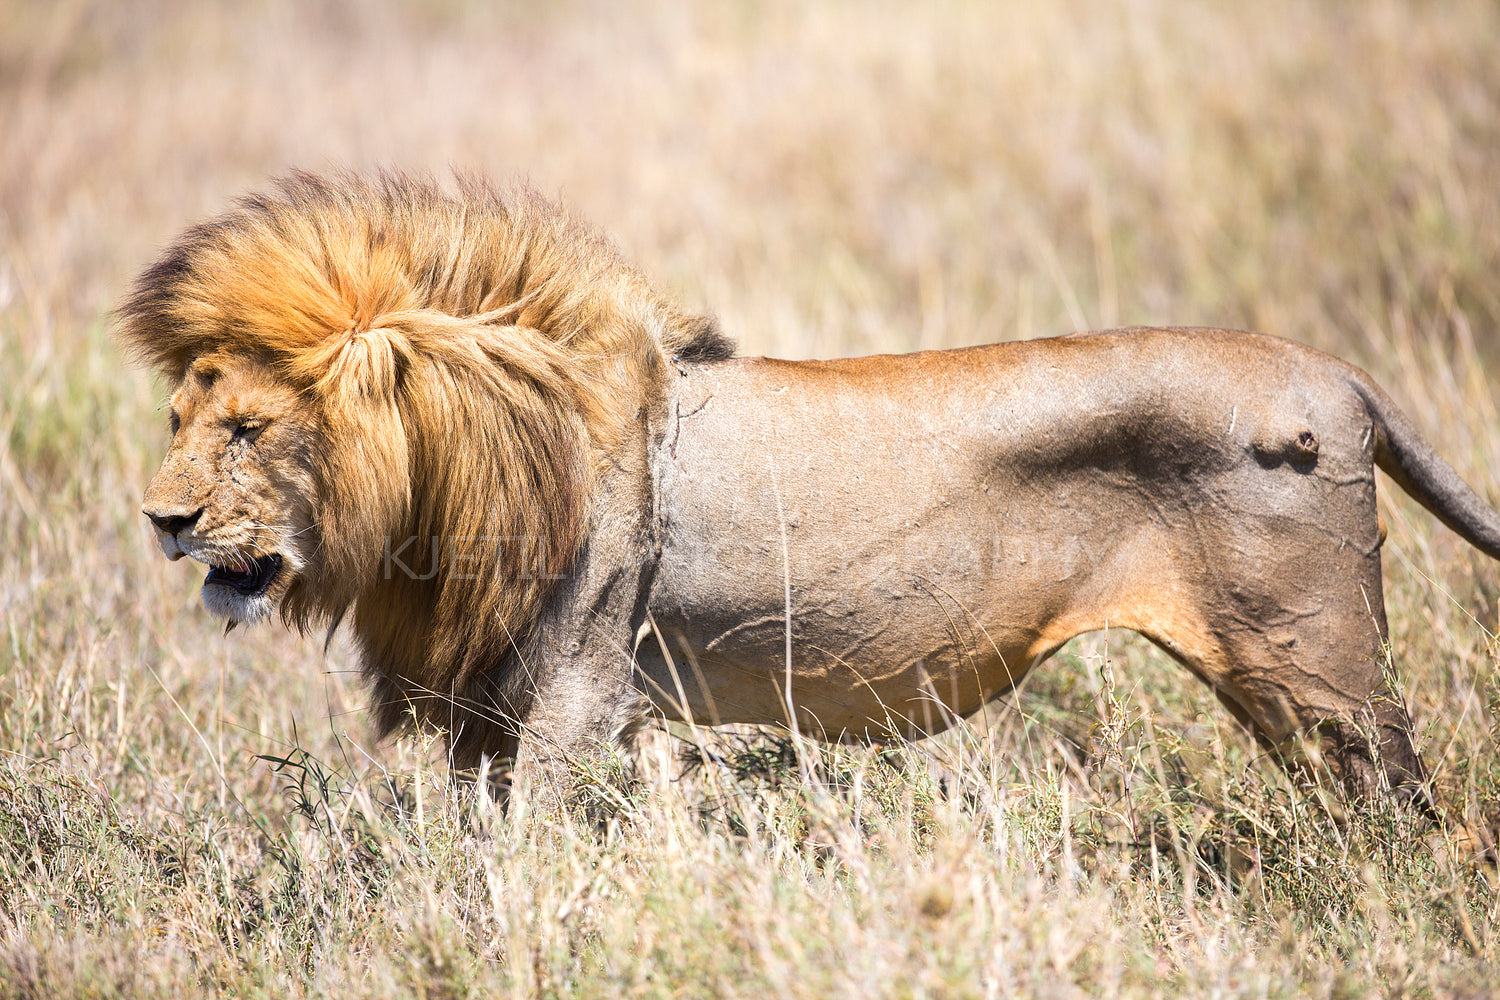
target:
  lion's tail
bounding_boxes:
[1349,369,1500,560]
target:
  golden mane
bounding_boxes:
[118,170,731,768]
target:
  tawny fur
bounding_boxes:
[124,171,1500,825]
[120,171,729,762]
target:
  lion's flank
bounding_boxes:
[117,170,731,767]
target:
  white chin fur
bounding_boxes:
[201,581,275,623]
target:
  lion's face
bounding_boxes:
[142,356,320,624]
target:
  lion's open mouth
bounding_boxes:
[205,553,283,596]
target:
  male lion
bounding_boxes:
[121,172,1500,813]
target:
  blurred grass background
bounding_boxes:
[2,1,1500,996]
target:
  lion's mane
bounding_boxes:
[118,170,731,767]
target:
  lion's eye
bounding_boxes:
[230,421,264,443]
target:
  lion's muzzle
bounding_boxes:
[143,504,199,561]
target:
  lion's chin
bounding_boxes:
[202,582,277,625]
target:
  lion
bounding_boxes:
[120,171,1500,817]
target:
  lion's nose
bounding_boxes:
[144,507,204,535]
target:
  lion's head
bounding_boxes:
[140,353,317,626]
[119,170,729,764]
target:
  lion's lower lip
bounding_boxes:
[205,553,283,596]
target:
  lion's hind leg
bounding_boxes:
[1123,542,1430,809]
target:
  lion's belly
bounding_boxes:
[640,581,1059,738]
[639,496,1134,737]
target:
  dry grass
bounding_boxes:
[3,0,1500,996]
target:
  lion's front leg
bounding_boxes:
[504,490,659,811]
[509,651,652,812]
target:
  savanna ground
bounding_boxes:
[3,1,1500,996]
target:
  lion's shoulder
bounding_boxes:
[664,315,735,362]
